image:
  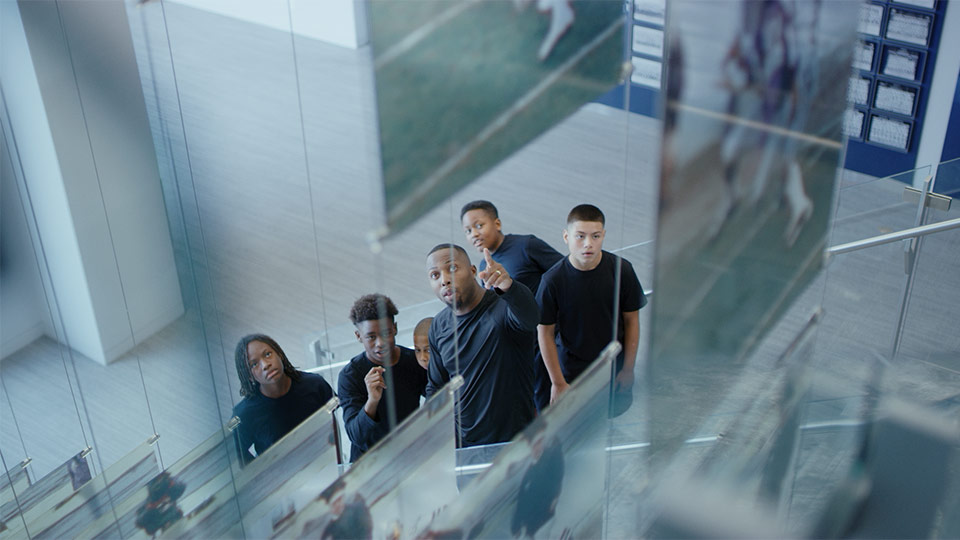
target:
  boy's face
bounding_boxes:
[461,209,502,252]
[413,334,430,369]
[563,220,605,270]
[354,318,397,365]
[246,340,285,387]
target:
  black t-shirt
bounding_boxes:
[537,252,647,380]
[426,285,538,447]
[232,371,334,464]
[478,234,563,295]
[337,346,427,462]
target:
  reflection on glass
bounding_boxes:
[22,440,158,538]
[274,377,461,539]
[159,402,339,538]
[420,345,615,538]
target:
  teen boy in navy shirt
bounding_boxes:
[537,204,647,404]
[461,200,563,412]
[338,294,426,462]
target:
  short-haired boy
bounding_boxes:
[338,294,427,462]
[413,317,432,370]
[461,200,563,411]
[536,204,647,404]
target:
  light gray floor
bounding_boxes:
[1,2,958,537]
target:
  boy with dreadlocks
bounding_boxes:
[232,334,334,465]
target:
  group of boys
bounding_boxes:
[337,201,646,460]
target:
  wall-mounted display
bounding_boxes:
[631,56,662,89]
[633,0,665,26]
[632,25,664,58]
[885,8,932,45]
[845,109,866,139]
[881,46,923,81]
[858,3,884,36]
[874,81,918,115]
[848,76,871,106]
[892,0,935,9]
[868,114,911,150]
[854,41,876,71]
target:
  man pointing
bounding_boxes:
[424,244,538,447]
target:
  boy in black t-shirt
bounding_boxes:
[338,294,426,462]
[536,204,647,405]
[461,200,563,412]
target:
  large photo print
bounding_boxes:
[649,0,858,452]
[370,0,624,232]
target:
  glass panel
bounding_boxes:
[0,455,31,537]
[0,102,90,482]
[158,402,339,538]
[648,0,857,466]
[23,439,158,538]
[418,345,614,538]
[933,156,960,196]
[270,378,460,538]
[830,165,932,247]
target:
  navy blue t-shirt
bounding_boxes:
[232,371,334,464]
[426,285,538,447]
[537,252,647,380]
[338,346,427,462]
[478,234,563,295]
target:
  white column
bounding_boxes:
[1,0,183,365]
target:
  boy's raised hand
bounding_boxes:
[477,248,513,291]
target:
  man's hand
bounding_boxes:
[550,380,570,404]
[477,248,513,291]
[615,367,634,392]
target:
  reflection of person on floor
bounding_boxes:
[321,493,373,540]
[514,0,575,61]
[67,452,92,490]
[720,0,820,245]
[510,424,565,538]
[232,334,334,465]
[537,205,646,405]
[135,471,186,536]
[301,478,374,540]
[339,294,427,462]
[462,200,563,413]
[425,244,538,447]
[413,317,433,371]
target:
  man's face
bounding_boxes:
[563,220,605,269]
[413,334,430,369]
[354,319,397,365]
[461,209,501,252]
[246,340,284,387]
[426,249,478,310]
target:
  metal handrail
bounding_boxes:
[827,216,960,256]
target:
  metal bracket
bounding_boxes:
[19,457,32,469]
[147,433,160,445]
[903,186,952,212]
